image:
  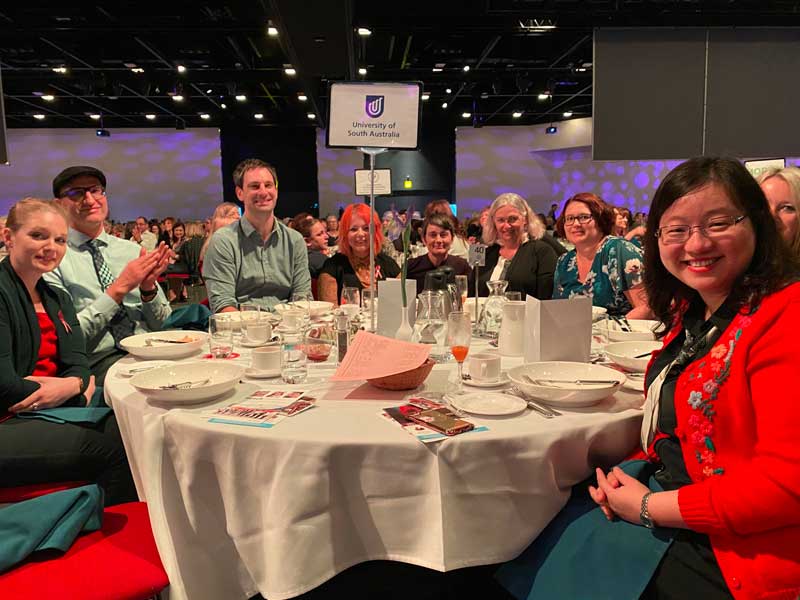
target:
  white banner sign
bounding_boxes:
[744,158,785,179]
[354,168,392,196]
[327,82,421,149]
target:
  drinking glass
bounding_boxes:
[340,286,361,319]
[291,291,314,329]
[281,332,308,383]
[505,291,522,302]
[455,275,469,309]
[208,314,235,358]
[447,311,471,393]
[361,288,377,330]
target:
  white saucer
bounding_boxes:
[244,367,281,379]
[462,373,509,388]
[239,335,281,348]
[448,392,527,416]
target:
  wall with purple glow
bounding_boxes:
[0,128,222,221]
[456,122,800,218]
[316,128,364,218]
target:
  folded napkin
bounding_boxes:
[0,484,104,573]
[495,460,674,600]
[16,407,112,425]
[162,303,212,331]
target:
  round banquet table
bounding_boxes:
[106,340,644,600]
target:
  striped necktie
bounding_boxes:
[84,239,137,347]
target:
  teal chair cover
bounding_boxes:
[495,460,675,600]
[0,484,104,573]
[162,303,211,331]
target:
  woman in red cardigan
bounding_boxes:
[587,157,800,598]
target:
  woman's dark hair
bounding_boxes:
[555,193,615,238]
[421,212,456,238]
[296,217,323,240]
[644,156,799,336]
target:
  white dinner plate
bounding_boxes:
[120,331,208,360]
[116,360,175,377]
[131,361,243,404]
[449,392,527,416]
[462,373,509,388]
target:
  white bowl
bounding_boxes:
[274,301,334,318]
[130,361,244,403]
[591,306,607,323]
[606,319,659,342]
[120,331,208,360]
[604,341,662,372]
[507,362,626,407]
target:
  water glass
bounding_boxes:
[281,333,308,383]
[361,288,377,329]
[505,291,522,302]
[341,286,360,318]
[291,292,314,327]
[209,315,234,358]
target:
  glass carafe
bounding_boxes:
[413,291,449,360]
[479,280,508,338]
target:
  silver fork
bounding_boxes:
[159,378,209,390]
[508,386,560,418]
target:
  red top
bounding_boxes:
[640,282,800,599]
[33,312,59,377]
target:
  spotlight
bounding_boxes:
[33,114,46,120]
[267,26,278,36]
[131,67,144,74]
[463,65,470,72]
[563,111,573,118]
[200,113,211,120]
[538,92,551,101]
[441,102,448,109]
[235,94,247,101]
[52,67,68,74]
[357,27,372,36]
[89,114,101,120]
[307,113,316,119]
[284,66,297,76]
[177,65,187,73]
[512,111,523,118]
[298,94,308,102]
[461,112,471,118]
[42,94,55,101]
[445,88,452,94]
[172,95,184,102]
[421,93,430,101]
[432,67,443,73]
[546,126,557,135]
[358,67,367,75]
[221,103,228,109]
[95,128,111,137]
[145,114,156,120]
[254,113,264,119]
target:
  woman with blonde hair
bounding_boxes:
[757,166,800,257]
[199,202,240,266]
[476,192,558,299]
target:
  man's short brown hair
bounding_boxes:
[232,158,278,189]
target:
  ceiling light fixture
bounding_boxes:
[358,67,367,75]
[421,93,430,100]
[90,113,101,120]
[131,67,144,73]
[445,87,452,94]
[254,113,264,119]
[563,111,573,118]
[41,94,55,101]
[235,94,247,101]
[298,94,308,102]
[177,65,187,73]
[267,26,278,36]
[357,27,372,36]
[145,114,156,120]
[33,114,46,120]
[52,67,67,74]
[463,65,470,72]
[284,66,297,76]
[307,113,316,119]
[221,103,227,109]
[172,95,184,102]
[461,112,471,118]
[441,102,448,109]
[200,113,211,120]
[538,92,551,101]
[432,68,443,72]
[206,88,213,94]
[512,111,523,118]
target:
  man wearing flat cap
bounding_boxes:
[45,166,173,383]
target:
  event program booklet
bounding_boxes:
[207,390,316,428]
[381,398,488,444]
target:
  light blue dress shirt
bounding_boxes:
[202,217,311,312]
[44,229,172,367]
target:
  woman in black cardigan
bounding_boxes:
[0,198,135,505]
[476,193,558,299]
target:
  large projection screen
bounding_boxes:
[593,28,706,160]
[0,66,8,165]
[705,28,800,157]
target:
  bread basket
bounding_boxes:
[367,359,436,391]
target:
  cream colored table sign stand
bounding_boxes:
[523,296,592,362]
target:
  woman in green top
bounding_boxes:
[0,198,135,505]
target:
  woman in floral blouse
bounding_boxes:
[552,193,651,317]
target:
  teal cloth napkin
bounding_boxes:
[16,407,112,425]
[0,484,104,573]
[495,460,675,600]
[162,303,211,331]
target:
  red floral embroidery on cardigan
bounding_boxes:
[682,318,749,479]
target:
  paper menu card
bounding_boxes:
[523,296,591,363]
[330,331,430,381]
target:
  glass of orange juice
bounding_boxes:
[447,311,471,393]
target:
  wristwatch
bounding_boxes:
[140,287,157,302]
[640,491,655,529]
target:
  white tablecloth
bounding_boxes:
[106,342,643,600]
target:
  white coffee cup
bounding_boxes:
[280,309,305,331]
[244,320,272,344]
[251,346,281,372]
[467,352,502,382]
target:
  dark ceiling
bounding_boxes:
[2,1,799,131]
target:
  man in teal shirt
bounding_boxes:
[45,166,172,383]
[202,159,311,312]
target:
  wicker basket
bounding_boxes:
[366,359,436,391]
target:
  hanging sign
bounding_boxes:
[326,82,422,150]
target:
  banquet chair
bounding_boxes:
[0,500,169,600]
